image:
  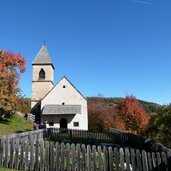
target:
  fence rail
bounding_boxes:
[0,138,170,171]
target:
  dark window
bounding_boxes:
[39,69,45,79]
[73,122,79,127]
[63,85,66,88]
[62,102,65,105]
[49,122,54,126]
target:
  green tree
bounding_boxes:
[147,104,171,148]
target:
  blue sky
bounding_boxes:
[0,0,171,104]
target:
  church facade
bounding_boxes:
[31,44,88,130]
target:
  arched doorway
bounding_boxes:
[60,118,67,129]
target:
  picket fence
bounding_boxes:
[0,137,170,171]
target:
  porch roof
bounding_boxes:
[42,105,81,115]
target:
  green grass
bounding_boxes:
[0,115,33,171]
[0,168,18,171]
[0,115,33,135]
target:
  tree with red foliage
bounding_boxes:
[0,50,26,118]
[88,98,116,132]
[116,96,150,134]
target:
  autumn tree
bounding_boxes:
[88,97,117,132]
[116,96,150,134]
[0,49,26,118]
[16,98,31,114]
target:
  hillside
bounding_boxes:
[0,115,33,136]
[87,97,161,114]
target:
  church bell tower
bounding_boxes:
[31,43,54,109]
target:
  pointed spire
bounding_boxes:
[32,43,53,66]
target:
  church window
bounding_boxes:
[63,85,66,88]
[39,69,45,80]
[49,122,54,126]
[74,122,79,127]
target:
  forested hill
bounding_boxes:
[22,97,161,115]
[87,97,162,114]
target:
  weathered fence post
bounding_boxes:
[61,142,65,171]
[98,146,102,171]
[81,144,86,171]
[130,148,136,171]
[119,148,125,171]
[71,143,75,171]
[24,140,29,170]
[4,137,9,168]
[45,141,49,171]
[30,140,35,171]
[19,140,24,170]
[142,150,149,171]
[55,142,60,171]
[14,138,19,170]
[0,137,4,167]
[66,143,70,171]
[125,148,131,171]
[76,144,81,171]
[49,141,54,171]
[109,146,113,171]
[136,149,142,171]
[92,145,97,171]
[87,145,91,171]
[103,146,108,171]
[113,147,119,171]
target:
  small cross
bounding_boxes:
[43,39,46,45]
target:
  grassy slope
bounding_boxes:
[0,168,18,171]
[0,115,33,171]
[0,115,33,135]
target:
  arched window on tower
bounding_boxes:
[39,69,45,80]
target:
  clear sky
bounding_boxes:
[0,0,171,104]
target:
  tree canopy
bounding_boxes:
[147,104,171,148]
[115,96,150,134]
[0,49,26,117]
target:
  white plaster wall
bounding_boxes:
[42,113,88,130]
[31,101,38,109]
[41,77,88,130]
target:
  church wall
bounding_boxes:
[31,64,54,109]
[32,82,54,101]
[42,113,88,130]
[41,77,88,130]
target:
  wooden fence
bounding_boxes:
[0,129,44,142]
[0,137,170,171]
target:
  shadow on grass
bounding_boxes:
[0,118,10,124]
[15,129,32,133]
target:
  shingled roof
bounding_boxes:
[42,105,81,115]
[32,44,54,68]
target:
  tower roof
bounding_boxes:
[32,44,54,68]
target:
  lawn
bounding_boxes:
[0,114,33,135]
[0,168,18,171]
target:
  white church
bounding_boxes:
[31,43,88,130]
